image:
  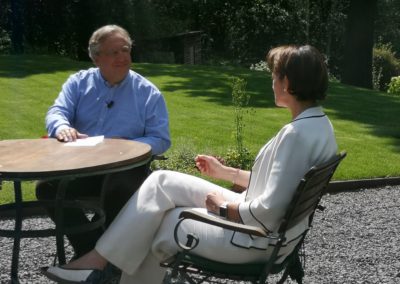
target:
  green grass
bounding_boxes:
[1,54,400,203]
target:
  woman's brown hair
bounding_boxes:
[267,45,328,101]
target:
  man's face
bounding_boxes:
[94,33,132,85]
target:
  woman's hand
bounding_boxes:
[195,155,225,179]
[205,192,242,222]
[205,192,225,214]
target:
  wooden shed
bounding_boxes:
[138,31,203,64]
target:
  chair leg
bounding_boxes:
[275,249,304,284]
[182,272,201,284]
[163,267,201,284]
[287,252,304,284]
[163,268,190,284]
[277,269,290,284]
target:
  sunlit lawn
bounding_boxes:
[0,54,399,203]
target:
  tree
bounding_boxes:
[307,0,349,77]
[375,0,400,53]
[341,0,377,89]
[10,0,23,53]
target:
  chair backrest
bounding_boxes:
[257,152,346,283]
[279,151,347,234]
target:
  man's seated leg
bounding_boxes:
[101,165,149,227]
[36,176,105,257]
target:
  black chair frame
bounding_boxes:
[161,151,346,284]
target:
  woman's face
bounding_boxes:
[272,73,289,108]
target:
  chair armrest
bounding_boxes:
[179,209,268,238]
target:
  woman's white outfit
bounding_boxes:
[95,106,338,284]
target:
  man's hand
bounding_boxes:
[56,128,88,142]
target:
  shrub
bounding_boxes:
[387,76,400,96]
[372,43,400,91]
[226,76,254,170]
[0,28,11,54]
[250,60,269,72]
[224,147,253,170]
[151,144,198,175]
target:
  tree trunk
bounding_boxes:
[10,0,24,54]
[72,0,96,61]
[341,0,377,89]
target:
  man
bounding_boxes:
[36,24,171,257]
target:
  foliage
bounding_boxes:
[375,0,400,57]
[225,147,253,170]
[387,76,400,96]
[0,28,11,53]
[1,0,160,59]
[372,43,400,91]
[221,1,307,64]
[3,0,400,84]
[0,0,349,70]
[372,62,383,91]
[250,60,269,72]
[231,77,249,153]
[224,77,254,170]
[308,0,349,79]
[151,142,198,176]
[152,77,255,173]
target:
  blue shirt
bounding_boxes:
[46,68,171,155]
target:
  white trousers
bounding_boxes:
[95,170,268,284]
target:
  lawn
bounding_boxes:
[0,54,399,202]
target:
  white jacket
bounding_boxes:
[233,106,338,250]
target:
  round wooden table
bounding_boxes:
[0,138,152,283]
[0,138,152,179]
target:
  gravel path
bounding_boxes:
[1,185,399,283]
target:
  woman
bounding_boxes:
[41,45,337,284]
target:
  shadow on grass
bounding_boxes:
[137,63,400,152]
[0,55,91,78]
[326,82,400,145]
[135,63,274,109]
[1,55,399,151]
[137,64,400,156]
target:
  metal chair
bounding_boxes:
[161,151,346,284]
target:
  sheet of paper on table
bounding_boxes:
[64,135,104,147]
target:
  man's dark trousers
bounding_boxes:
[36,165,149,257]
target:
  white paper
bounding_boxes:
[64,135,104,147]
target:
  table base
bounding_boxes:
[0,181,105,283]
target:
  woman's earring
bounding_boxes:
[283,88,287,92]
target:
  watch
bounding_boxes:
[219,202,228,218]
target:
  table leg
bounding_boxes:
[55,178,70,265]
[11,181,22,284]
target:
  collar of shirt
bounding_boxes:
[96,68,130,89]
[292,106,324,122]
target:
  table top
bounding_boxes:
[0,138,152,180]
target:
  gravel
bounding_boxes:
[1,185,400,284]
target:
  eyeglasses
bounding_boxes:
[99,45,131,57]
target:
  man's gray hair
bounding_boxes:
[88,25,132,60]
